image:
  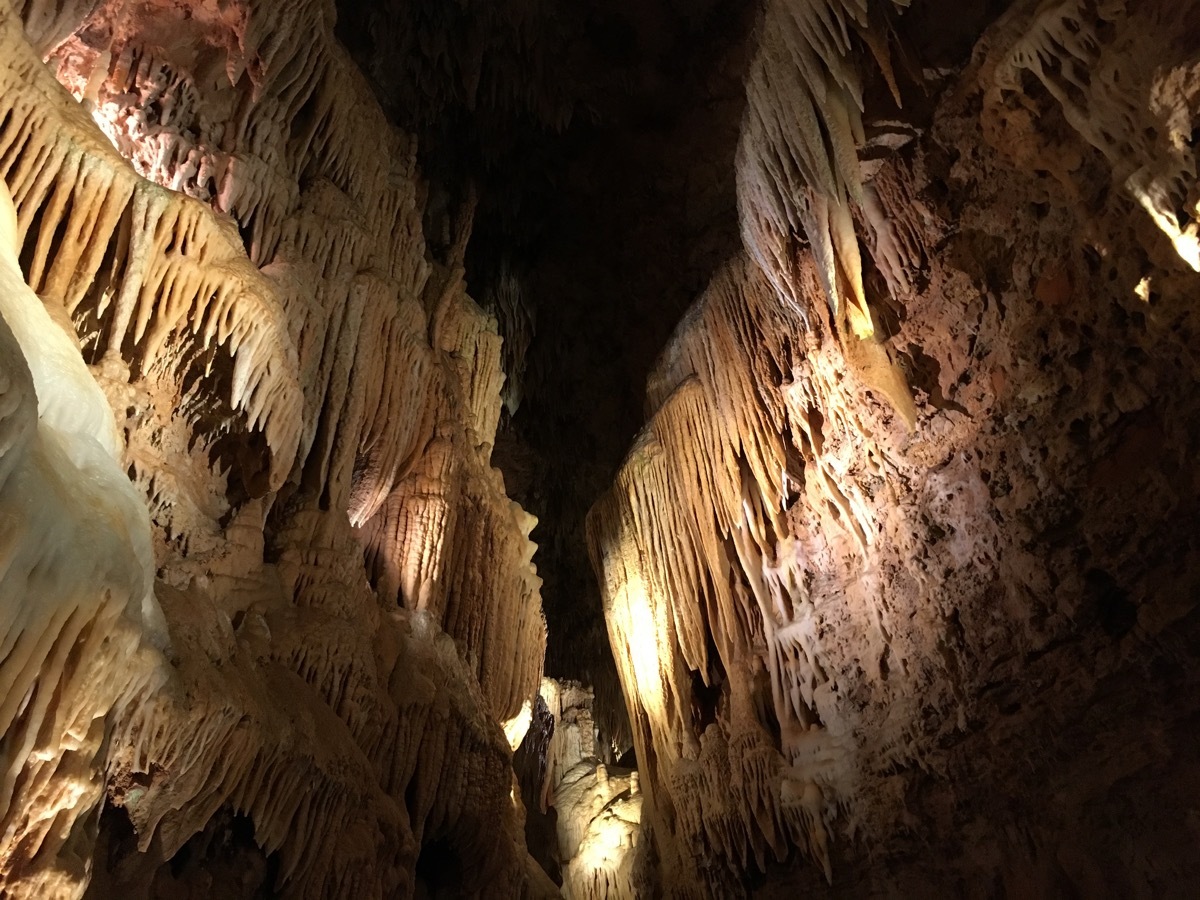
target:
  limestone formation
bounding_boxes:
[0,174,166,900]
[2,0,1200,896]
[0,0,549,896]
[588,0,1200,894]
[530,680,642,900]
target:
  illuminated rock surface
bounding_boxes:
[0,0,548,896]
[1,0,1199,897]
[589,0,1200,895]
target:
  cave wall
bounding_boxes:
[0,0,552,896]
[3,0,1200,896]
[589,0,1200,895]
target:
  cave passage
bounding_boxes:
[334,0,763,734]
[3,0,1200,897]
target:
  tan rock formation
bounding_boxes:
[590,0,1200,894]
[0,0,550,896]
[0,174,166,899]
[2,0,1200,895]
[535,680,642,900]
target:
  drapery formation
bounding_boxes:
[0,0,550,896]
[3,0,1200,894]
[590,0,1200,893]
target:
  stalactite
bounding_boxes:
[0,0,553,895]
[589,255,889,890]
[592,0,1200,894]
[483,261,535,418]
[738,0,908,326]
[737,0,917,428]
[0,7,304,490]
[0,179,166,897]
